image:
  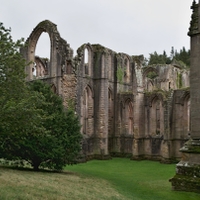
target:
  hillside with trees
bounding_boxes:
[147,47,190,68]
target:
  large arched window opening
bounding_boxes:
[34,32,50,78]
[81,86,94,135]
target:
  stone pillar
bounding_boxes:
[93,52,110,159]
[170,1,200,192]
[131,92,145,159]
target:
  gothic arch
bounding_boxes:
[81,85,94,135]
[124,99,134,135]
[149,93,164,107]
[143,67,159,78]
[180,91,190,106]
[181,92,190,137]
[21,20,72,80]
[149,96,164,136]
[79,43,93,76]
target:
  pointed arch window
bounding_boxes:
[125,100,133,135]
[150,97,164,136]
[84,48,90,75]
[124,57,130,83]
[33,32,50,78]
[81,86,94,135]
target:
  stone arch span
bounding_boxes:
[21,20,73,84]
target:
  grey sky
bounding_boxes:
[1,0,192,59]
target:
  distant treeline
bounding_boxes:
[146,47,190,68]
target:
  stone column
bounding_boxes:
[93,52,109,159]
[170,1,200,192]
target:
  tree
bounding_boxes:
[0,21,32,159]
[26,80,82,170]
[1,81,82,171]
[0,22,26,101]
[0,22,82,171]
[147,47,190,67]
[148,51,170,65]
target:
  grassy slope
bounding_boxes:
[66,158,200,200]
[0,166,124,200]
[1,158,200,199]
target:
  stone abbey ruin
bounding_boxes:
[21,19,190,164]
[20,0,200,193]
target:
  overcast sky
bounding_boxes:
[1,0,192,59]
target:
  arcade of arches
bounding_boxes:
[21,20,190,162]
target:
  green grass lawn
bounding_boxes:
[1,158,200,199]
[66,158,200,200]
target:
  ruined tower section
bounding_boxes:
[170,0,200,192]
[21,20,76,108]
[111,53,136,156]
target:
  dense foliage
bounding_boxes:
[0,22,82,171]
[27,80,82,170]
[147,47,190,68]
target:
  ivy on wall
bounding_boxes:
[117,66,125,84]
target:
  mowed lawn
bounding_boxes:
[67,158,200,200]
[0,158,200,200]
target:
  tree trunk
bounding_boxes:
[32,159,41,171]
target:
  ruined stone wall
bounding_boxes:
[22,20,192,163]
[62,74,77,108]
[143,64,190,92]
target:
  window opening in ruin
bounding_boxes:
[35,32,50,59]
[84,48,89,64]
[150,97,163,136]
[34,33,50,78]
[82,86,93,135]
[32,62,37,77]
[84,48,89,75]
